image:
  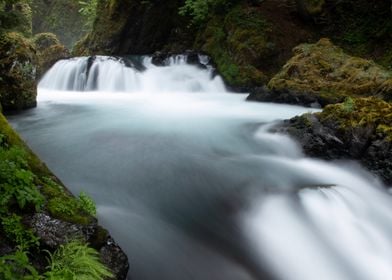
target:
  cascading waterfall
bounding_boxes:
[10,55,392,280]
[39,55,226,93]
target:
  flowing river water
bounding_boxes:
[8,56,392,280]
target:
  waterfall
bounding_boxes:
[39,55,226,93]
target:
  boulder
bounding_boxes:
[100,237,130,280]
[33,33,69,78]
[280,97,392,185]
[265,39,392,105]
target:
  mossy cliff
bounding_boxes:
[0,113,129,279]
[281,97,392,185]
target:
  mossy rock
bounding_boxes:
[33,33,69,77]
[283,97,392,184]
[268,38,392,105]
[319,97,392,141]
[0,32,37,112]
[195,4,275,88]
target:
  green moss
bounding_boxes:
[319,97,392,141]
[33,33,69,77]
[195,4,272,87]
[268,38,392,105]
[0,31,37,111]
[42,178,94,225]
[0,114,51,177]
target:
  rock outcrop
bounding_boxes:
[279,97,392,185]
[33,32,69,78]
[248,39,392,106]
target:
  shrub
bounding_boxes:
[1,214,40,250]
[78,191,96,217]
[44,240,113,280]
[0,146,44,214]
[0,250,41,280]
[179,0,238,25]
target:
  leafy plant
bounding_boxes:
[179,0,238,25]
[43,177,96,224]
[44,240,113,280]
[78,192,96,217]
[78,0,97,30]
[1,214,40,250]
[0,146,44,214]
[0,250,41,280]
[342,96,355,113]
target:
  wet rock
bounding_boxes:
[247,86,324,107]
[100,237,129,280]
[151,51,169,66]
[27,213,95,248]
[279,97,392,185]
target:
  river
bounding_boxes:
[8,56,392,280]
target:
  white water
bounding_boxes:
[39,55,225,93]
[10,56,392,280]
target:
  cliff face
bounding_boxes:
[74,0,186,55]
[75,0,392,89]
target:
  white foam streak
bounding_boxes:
[244,156,392,280]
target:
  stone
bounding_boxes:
[264,38,392,106]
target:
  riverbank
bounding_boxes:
[0,112,129,279]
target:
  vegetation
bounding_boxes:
[44,241,113,280]
[78,0,98,30]
[195,4,272,87]
[0,115,110,279]
[0,250,41,280]
[179,0,238,25]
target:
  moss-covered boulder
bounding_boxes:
[281,97,392,185]
[250,38,392,106]
[33,33,69,78]
[0,32,37,112]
